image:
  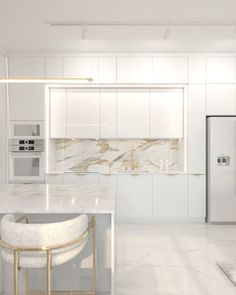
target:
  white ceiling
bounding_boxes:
[1,0,236,54]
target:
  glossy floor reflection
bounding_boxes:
[115,223,236,295]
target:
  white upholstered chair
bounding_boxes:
[0,214,96,295]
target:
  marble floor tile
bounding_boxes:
[115,223,236,295]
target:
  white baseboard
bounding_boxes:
[116,217,206,223]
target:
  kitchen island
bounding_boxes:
[0,184,115,295]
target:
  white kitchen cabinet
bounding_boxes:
[188,56,206,83]
[117,57,152,83]
[8,57,44,78]
[207,57,236,83]
[98,57,116,83]
[188,175,206,218]
[188,85,206,174]
[63,174,99,184]
[116,175,153,218]
[152,57,188,83]
[9,84,45,120]
[100,89,117,138]
[0,84,7,184]
[45,174,63,184]
[150,89,184,138]
[0,53,6,77]
[153,175,187,218]
[206,84,236,115]
[45,57,63,78]
[67,89,100,138]
[117,89,150,138]
[98,174,116,193]
[50,88,67,138]
[63,57,99,82]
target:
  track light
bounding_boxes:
[81,25,87,40]
[162,25,170,40]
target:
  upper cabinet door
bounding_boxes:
[50,89,67,138]
[45,57,63,78]
[100,89,117,138]
[8,57,44,78]
[117,57,152,83]
[67,89,100,138]
[152,57,188,83]
[188,55,206,83]
[63,57,99,82]
[187,85,206,174]
[117,89,150,138]
[9,84,45,120]
[206,84,236,115]
[150,89,184,138]
[98,57,116,83]
[207,57,236,83]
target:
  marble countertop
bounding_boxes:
[0,184,115,214]
[47,170,187,175]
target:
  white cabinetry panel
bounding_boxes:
[100,89,117,138]
[0,54,6,76]
[206,84,236,115]
[188,85,206,173]
[207,57,236,83]
[153,175,187,218]
[9,84,45,120]
[188,175,206,218]
[45,174,63,184]
[152,57,188,83]
[98,57,116,83]
[188,56,206,83]
[116,175,152,218]
[98,174,116,194]
[63,57,99,82]
[45,57,62,78]
[117,89,150,138]
[50,89,67,138]
[117,57,152,83]
[8,57,44,78]
[150,89,183,138]
[63,174,99,184]
[0,84,7,184]
[67,89,100,138]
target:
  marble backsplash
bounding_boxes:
[49,138,183,173]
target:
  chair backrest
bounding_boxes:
[0,214,88,249]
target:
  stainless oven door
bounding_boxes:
[9,152,44,183]
[10,121,44,139]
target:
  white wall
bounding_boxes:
[0,53,7,184]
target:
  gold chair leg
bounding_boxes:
[47,251,52,295]
[14,250,19,295]
[92,218,96,295]
[25,269,29,295]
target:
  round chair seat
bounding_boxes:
[2,240,87,268]
[1,214,89,268]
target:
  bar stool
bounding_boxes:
[0,214,96,295]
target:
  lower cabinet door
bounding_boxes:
[153,175,188,218]
[188,175,206,218]
[116,175,153,218]
[63,174,99,184]
[45,174,63,184]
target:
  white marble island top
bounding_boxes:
[0,184,115,214]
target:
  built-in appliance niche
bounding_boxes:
[47,138,185,173]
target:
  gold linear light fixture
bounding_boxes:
[0,77,93,83]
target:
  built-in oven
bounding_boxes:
[9,139,45,183]
[10,121,44,139]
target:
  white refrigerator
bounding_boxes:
[207,116,236,222]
